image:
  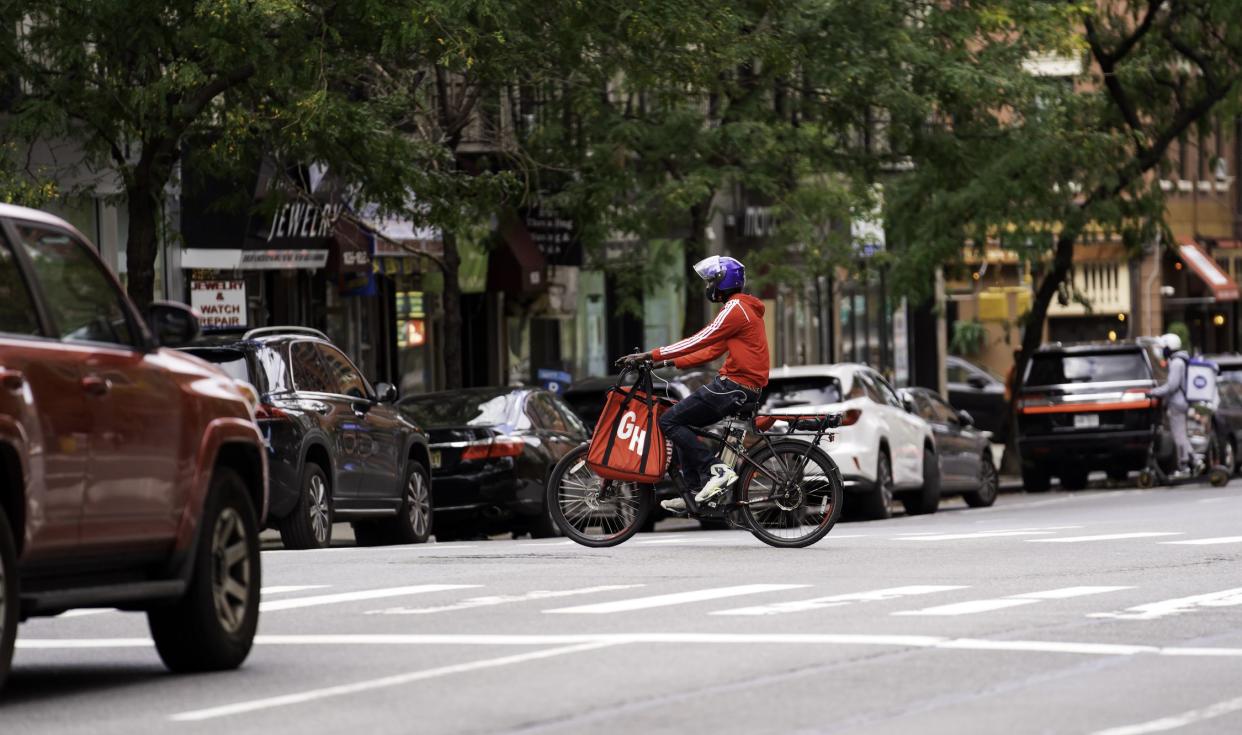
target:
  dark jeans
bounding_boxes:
[658,376,759,490]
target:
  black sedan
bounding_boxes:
[901,387,999,508]
[400,387,589,539]
[946,356,1009,441]
[184,327,433,549]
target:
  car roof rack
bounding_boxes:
[242,326,329,341]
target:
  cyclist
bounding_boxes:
[1150,332,1194,477]
[623,255,769,513]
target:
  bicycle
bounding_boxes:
[546,360,845,549]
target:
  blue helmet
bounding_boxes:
[693,255,745,303]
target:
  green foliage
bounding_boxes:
[950,319,988,357]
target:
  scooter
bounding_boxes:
[1137,402,1230,488]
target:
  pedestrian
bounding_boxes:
[1149,333,1194,477]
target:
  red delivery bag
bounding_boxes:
[586,365,669,483]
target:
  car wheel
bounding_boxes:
[1059,470,1088,491]
[278,463,332,549]
[1021,464,1050,493]
[856,450,894,520]
[1223,439,1236,476]
[963,455,999,508]
[901,447,940,516]
[356,461,433,545]
[148,467,260,673]
[0,503,18,693]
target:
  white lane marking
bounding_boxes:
[544,584,810,614]
[168,641,622,722]
[55,609,118,618]
[636,538,698,545]
[260,585,478,612]
[1161,536,1242,546]
[1029,533,1183,543]
[712,585,967,616]
[896,526,1081,541]
[1195,497,1230,504]
[20,633,1242,658]
[1089,588,1242,621]
[894,586,1131,617]
[262,544,479,555]
[1091,694,1242,735]
[525,540,575,547]
[261,585,330,595]
[54,584,332,618]
[367,585,644,615]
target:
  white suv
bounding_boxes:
[763,364,937,519]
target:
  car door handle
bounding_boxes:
[81,375,111,396]
[0,369,23,391]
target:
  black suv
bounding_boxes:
[184,328,432,548]
[1016,340,1171,491]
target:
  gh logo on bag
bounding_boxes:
[616,411,647,454]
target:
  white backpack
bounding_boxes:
[1182,356,1218,404]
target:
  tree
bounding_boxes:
[885,0,1242,387]
[0,1,425,307]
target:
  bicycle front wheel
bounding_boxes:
[547,444,653,548]
[739,440,843,548]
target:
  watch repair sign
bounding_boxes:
[191,280,247,329]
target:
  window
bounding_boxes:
[316,344,369,398]
[13,222,133,346]
[871,374,905,409]
[0,239,40,336]
[946,363,970,384]
[1026,351,1148,387]
[290,341,333,393]
[761,377,842,410]
[553,395,590,436]
[912,393,937,422]
[926,393,961,424]
[527,393,568,432]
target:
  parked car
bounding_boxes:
[561,367,716,429]
[1204,354,1242,473]
[0,203,268,690]
[946,355,1009,440]
[1016,340,1169,491]
[400,386,589,539]
[900,387,999,507]
[183,328,432,549]
[763,364,936,519]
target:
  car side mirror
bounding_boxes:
[966,374,989,389]
[146,301,200,347]
[902,396,917,414]
[374,382,398,403]
[958,409,975,427]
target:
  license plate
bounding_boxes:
[1074,413,1099,428]
[430,450,442,469]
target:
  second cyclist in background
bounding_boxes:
[623,256,769,512]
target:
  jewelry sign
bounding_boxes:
[190,280,247,329]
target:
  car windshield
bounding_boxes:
[402,391,521,427]
[761,377,842,409]
[1026,351,1149,386]
[185,348,253,383]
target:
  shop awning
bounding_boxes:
[489,211,546,294]
[1178,240,1239,301]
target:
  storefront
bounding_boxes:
[1162,238,1240,353]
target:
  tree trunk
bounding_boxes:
[125,179,161,308]
[441,229,464,389]
[681,197,713,337]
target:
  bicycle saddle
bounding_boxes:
[735,400,761,419]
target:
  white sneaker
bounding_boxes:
[661,498,687,513]
[695,464,738,504]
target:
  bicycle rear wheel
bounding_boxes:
[547,444,653,548]
[739,440,842,548]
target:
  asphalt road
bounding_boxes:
[6,482,1242,735]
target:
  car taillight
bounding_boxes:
[460,439,524,461]
[840,408,862,426]
[254,403,289,421]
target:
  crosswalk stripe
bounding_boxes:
[544,584,810,614]
[1088,587,1242,621]
[367,585,644,615]
[1029,533,1182,543]
[1161,536,1242,546]
[56,584,332,618]
[260,585,478,612]
[894,586,1131,617]
[712,585,967,616]
[896,526,1080,541]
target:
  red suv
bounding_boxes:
[0,204,268,691]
